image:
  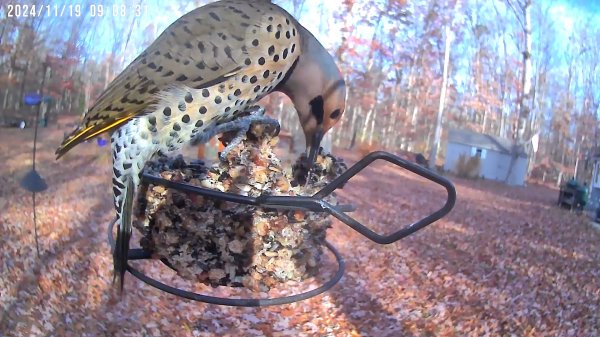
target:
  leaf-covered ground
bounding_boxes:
[1,124,599,337]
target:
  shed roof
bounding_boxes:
[448,128,526,156]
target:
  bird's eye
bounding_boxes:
[329,109,341,119]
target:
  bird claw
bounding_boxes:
[219,127,249,162]
[213,106,280,162]
[273,123,281,137]
[247,105,266,116]
[265,122,280,137]
[219,146,233,162]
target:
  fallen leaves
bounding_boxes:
[0,126,599,336]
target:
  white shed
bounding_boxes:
[444,128,528,186]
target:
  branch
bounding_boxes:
[505,0,525,31]
[123,1,139,52]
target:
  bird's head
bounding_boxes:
[300,77,346,167]
[275,24,346,168]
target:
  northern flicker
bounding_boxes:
[55,0,346,292]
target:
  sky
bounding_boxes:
[7,0,598,72]
[561,0,600,12]
[550,0,600,37]
[79,0,342,64]
[83,0,600,58]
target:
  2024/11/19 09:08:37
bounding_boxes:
[4,4,148,17]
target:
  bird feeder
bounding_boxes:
[108,150,456,307]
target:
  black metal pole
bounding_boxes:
[31,61,48,258]
[32,62,48,170]
[32,193,40,258]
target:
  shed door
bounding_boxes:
[496,153,509,180]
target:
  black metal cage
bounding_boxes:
[108,151,456,306]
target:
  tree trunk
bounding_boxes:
[574,141,581,180]
[1,68,12,113]
[518,0,533,141]
[505,0,532,184]
[482,106,488,134]
[360,107,374,144]
[0,20,6,45]
[499,24,510,138]
[348,106,360,149]
[367,107,377,146]
[16,59,31,110]
[429,25,452,169]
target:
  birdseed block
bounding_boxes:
[134,125,347,291]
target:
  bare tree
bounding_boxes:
[504,0,533,183]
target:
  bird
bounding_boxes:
[55,0,346,293]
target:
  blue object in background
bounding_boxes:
[97,138,108,147]
[24,93,42,106]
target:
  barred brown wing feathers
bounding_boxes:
[56,1,299,158]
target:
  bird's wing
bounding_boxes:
[56,0,294,158]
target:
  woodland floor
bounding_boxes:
[1,122,599,337]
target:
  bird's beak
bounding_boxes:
[305,127,324,169]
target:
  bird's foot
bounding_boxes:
[245,105,266,116]
[216,113,281,162]
[236,105,280,136]
[219,129,248,161]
